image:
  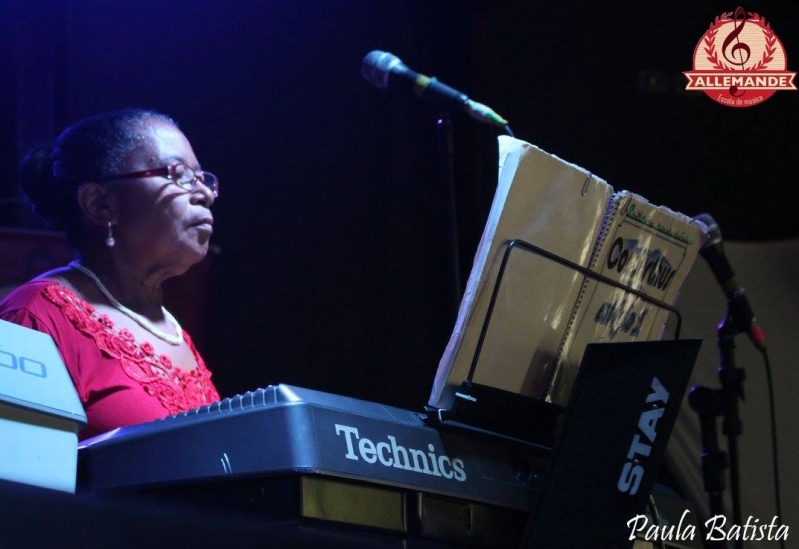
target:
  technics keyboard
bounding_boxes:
[78,385,550,546]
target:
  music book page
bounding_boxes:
[545,191,708,405]
[428,136,613,410]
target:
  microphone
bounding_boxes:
[361,50,509,128]
[694,212,766,351]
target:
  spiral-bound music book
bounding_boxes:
[428,136,708,411]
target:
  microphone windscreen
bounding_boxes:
[693,213,722,246]
[361,50,402,89]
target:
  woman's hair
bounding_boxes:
[19,108,177,247]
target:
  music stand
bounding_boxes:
[427,238,686,446]
[422,237,702,546]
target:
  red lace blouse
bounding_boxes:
[0,280,220,440]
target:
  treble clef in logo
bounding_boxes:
[722,6,751,96]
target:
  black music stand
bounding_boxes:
[426,238,686,445]
[424,239,701,546]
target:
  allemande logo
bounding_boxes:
[684,7,796,107]
[335,424,467,482]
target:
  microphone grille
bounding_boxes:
[694,212,722,246]
[361,50,402,89]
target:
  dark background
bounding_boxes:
[2,0,797,411]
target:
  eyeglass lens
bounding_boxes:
[172,164,218,194]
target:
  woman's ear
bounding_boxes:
[77,182,117,225]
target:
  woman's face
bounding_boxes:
[110,120,215,278]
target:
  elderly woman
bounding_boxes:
[0,109,220,440]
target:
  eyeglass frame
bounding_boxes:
[96,163,219,197]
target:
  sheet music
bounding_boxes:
[428,137,708,410]
[429,137,613,410]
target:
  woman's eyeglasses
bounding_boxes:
[97,163,219,197]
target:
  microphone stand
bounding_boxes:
[717,306,746,544]
[436,112,462,319]
[689,298,748,549]
[688,386,730,549]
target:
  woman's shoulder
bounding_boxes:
[1,279,59,306]
[0,274,97,343]
[0,275,77,315]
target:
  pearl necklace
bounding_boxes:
[70,261,184,345]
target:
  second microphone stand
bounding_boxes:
[689,299,749,549]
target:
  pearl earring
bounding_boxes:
[105,222,116,248]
